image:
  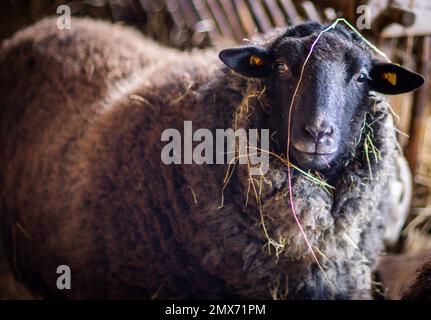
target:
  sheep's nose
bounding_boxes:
[304,122,334,142]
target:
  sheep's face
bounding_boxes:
[220,23,424,173]
[266,32,373,172]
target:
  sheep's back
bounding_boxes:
[0,16,174,147]
[0,16,229,296]
[0,17,180,297]
[0,16,173,203]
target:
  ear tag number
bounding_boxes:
[382,72,397,86]
[250,55,263,66]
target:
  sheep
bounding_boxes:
[0,18,424,299]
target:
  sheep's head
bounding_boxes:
[219,22,424,174]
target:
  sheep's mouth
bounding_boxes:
[295,149,336,156]
[291,147,337,170]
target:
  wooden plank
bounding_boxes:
[192,0,221,39]
[246,0,272,32]
[219,0,246,42]
[381,1,431,38]
[405,36,431,174]
[178,0,201,25]
[300,1,322,22]
[206,0,235,39]
[263,0,287,27]
[165,0,187,26]
[233,0,258,37]
[278,0,301,25]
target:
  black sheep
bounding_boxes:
[0,18,424,299]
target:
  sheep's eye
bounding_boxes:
[276,63,289,76]
[356,73,367,83]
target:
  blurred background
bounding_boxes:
[0,0,430,299]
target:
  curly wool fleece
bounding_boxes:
[190,90,397,300]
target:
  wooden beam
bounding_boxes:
[370,5,416,41]
[405,36,431,174]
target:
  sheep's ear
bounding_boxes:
[219,46,273,78]
[369,62,425,95]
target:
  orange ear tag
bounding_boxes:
[382,72,397,86]
[250,55,263,66]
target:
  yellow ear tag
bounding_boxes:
[250,55,263,66]
[382,72,397,86]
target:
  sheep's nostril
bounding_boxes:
[304,124,334,142]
